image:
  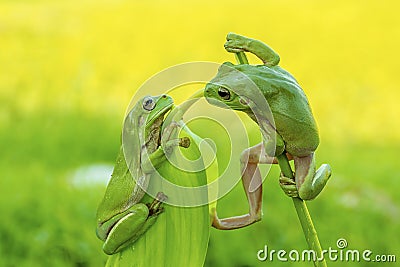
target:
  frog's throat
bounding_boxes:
[145,115,165,150]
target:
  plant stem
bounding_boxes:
[234,52,249,64]
[235,52,327,267]
[276,154,327,267]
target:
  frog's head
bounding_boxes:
[141,94,174,129]
[204,62,255,112]
[125,94,174,133]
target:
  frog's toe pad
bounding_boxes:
[279,174,298,198]
[149,207,164,217]
[147,192,167,216]
[179,137,190,148]
[279,174,295,184]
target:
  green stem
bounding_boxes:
[234,52,249,65]
[276,154,327,267]
[235,52,327,267]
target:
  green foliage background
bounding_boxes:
[1,0,399,266]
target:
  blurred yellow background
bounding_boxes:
[2,0,399,142]
[1,0,399,266]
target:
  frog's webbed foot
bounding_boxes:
[278,155,332,200]
[147,192,168,217]
[224,32,250,53]
[279,173,299,198]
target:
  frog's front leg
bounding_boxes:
[212,143,277,230]
[224,32,280,67]
[141,122,190,173]
[280,153,332,200]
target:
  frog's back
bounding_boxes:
[251,65,320,156]
[96,147,140,224]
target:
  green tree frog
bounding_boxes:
[96,95,190,254]
[204,33,332,230]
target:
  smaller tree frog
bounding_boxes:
[96,95,190,254]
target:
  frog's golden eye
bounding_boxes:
[218,87,231,100]
[143,96,156,111]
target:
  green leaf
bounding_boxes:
[105,125,213,267]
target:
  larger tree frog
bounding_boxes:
[96,95,189,254]
[204,33,331,230]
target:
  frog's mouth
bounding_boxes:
[146,104,173,128]
[145,95,174,128]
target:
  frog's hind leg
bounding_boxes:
[294,154,332,200]
[103,193,167,255]
[212,143,276,230]
[101,204,149,255]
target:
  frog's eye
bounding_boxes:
[143,96,156,111]
[218,87,231,100]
